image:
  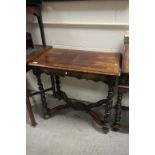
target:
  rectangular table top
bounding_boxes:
[28,48,121,76]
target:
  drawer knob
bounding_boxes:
[65,72,68,75]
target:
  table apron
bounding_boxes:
[30,66,118,84]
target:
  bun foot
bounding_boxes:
[43,113,51,119]
[31,122,37,127]
[102,124,110,134]
[112,124,120,131]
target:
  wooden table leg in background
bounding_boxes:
[112,86,129,131]
[26,95,37,127]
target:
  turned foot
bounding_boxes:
[43,113,51,119]
[102,124,110,134]
[31,122,37,127]
[112,124,121,131]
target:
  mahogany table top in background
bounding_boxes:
[122,44,129,73]
[26,45,51,64]
[28,48,121,76]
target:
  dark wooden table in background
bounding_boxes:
[27,47,120,133]
[26,45,50,126]
[112,44,129,131]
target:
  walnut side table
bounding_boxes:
[27,48,121,133]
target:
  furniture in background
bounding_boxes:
[27,48,120,133]
[112,34,129,131]
[26,0,46,47]
[26,0,47,126]
[26,45,51,126]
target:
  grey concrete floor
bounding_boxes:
[26,95,129,155]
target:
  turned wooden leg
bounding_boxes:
[33,70,50,119]
[112,91,123,131]
[112,85,129,131]
[103,85,114,132]
[50,75,56,97]
[26,95,37,127]
[55,75,62,99]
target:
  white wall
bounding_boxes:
[27,0,129,106]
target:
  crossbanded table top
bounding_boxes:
[28,48,121,76]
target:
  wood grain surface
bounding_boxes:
[26,45,51,64]
[122,44,129,73]
[28,48,121,76]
